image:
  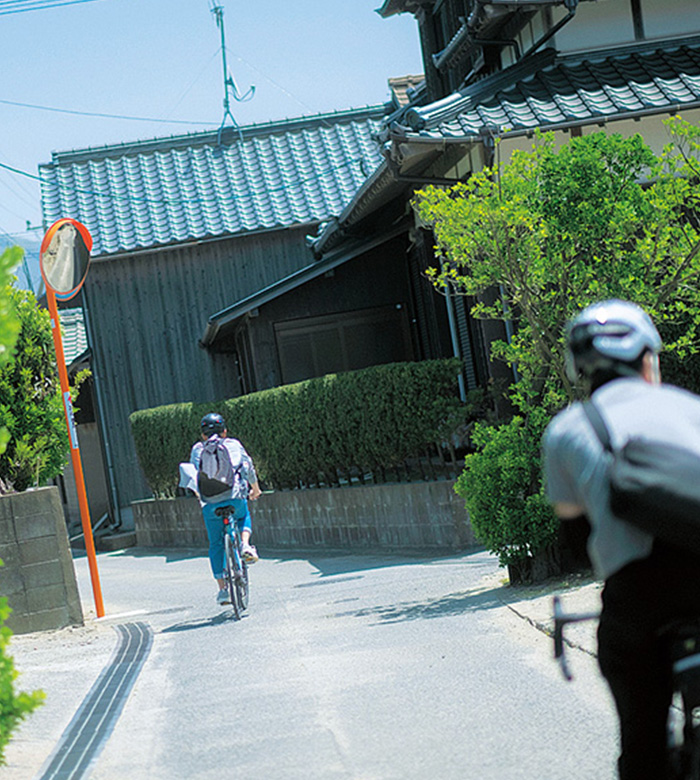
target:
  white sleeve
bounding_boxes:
[189,441,202,469]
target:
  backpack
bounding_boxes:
[197,435,242,500]
[583,401,700,556]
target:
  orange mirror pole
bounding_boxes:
[46,288,105,618]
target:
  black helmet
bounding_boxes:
[565,299,662,382]
[200,413,226,436]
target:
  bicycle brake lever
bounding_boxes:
[553,597,573,681]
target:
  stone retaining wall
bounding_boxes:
[0,487,83,634]
[133,479,476,553]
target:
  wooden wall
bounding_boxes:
[83,226,319,516]
[241,235,439,389]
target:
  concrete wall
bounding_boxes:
[0,487,83,634]
[133,480,477,553]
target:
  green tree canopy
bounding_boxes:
[0,247,44,764]
[413,119,700,572]
[414,119,700,414]
[0,277,68,492]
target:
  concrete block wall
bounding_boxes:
[0,487,83,634]
[133,479,477,553]
[132,495,208,548]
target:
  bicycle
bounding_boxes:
[215,505,249,620]
[553,596,700,779]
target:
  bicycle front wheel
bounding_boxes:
[224,533,241,620]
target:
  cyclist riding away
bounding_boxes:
[190,413,262,606]
[543,300,700,780]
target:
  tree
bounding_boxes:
[0,249,20,452]
[413,120,700,573]
[415,122,700,414]
[0,247,44,764]
[0,281,69,492]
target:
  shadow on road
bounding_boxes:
[274,547,491,579]
[333,584,508,624]
[334,570,599,625]
[159,611,242,633]
[75,547,208,564]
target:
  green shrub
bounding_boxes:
[0,247,44,763]
[0,589,45,764]
[0,283,68,492]
[130,358,469,496]
[455,410,558,567]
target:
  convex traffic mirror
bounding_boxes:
[40,218,92,300]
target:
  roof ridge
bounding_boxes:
[402,48,557,131]
[399,35,700,134]
[45,104,389,166]
[558,33,700,67]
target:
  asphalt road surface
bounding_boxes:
[8,547,618,779]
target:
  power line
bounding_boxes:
[0,97,218,126]
[0,161,40,181]
[0,0,102,16]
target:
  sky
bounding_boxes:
[0,0,423,291]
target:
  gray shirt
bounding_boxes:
[543,378,700,579]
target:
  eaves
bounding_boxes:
[396,99,700,145]
[87,220,323,263]
[310,98,700,260]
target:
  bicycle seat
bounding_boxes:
[214,505,237,517]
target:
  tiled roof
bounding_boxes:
[396,38,700,139]
[376,0,423,18]
[40,107,387,257]
[388,75,425,108]
[59,307,88,367]
[313,38,700,257]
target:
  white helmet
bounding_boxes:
[565,299,661,381]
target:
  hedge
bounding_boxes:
[130,358,467,497]
[455,410,558,568]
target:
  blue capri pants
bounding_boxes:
[201,498,252,579]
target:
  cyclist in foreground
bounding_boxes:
[190,413,262,606]
[543,300,700,780]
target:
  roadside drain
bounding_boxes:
[36,622,153,780]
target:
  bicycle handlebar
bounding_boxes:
[552,595,600,681]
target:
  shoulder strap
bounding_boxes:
[582,401,614,453]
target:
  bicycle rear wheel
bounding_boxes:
[224,533,241,620]
[235,556,249,612]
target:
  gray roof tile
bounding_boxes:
[59,308,88,367]
[399,40,700,140]
[40,107,386,256]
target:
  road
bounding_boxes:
[7,547,618,779]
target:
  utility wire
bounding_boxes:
[0,97,219,126]
[0,161,41,181]
[0,0,102,15]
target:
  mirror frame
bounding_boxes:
[40,218,93,300]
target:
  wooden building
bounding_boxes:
[308,0,700,428]
[40,105,461,526]
[40,0,700,527]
